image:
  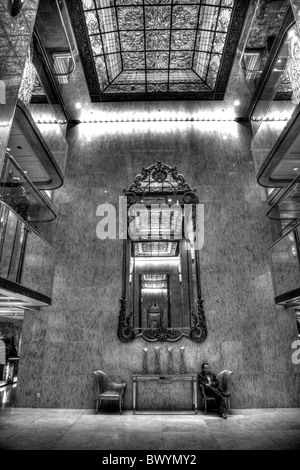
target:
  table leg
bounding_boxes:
[193,378,198,414]
[133,378,137,414]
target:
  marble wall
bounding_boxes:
[0,0,39,168]
[16,117,300,410]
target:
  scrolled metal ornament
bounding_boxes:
[124,191,137,208]
[124,162,196,196]
[189,298,207,342]
[142,326,183,342]
[151,162,169,182]
[117,298,135,342]
[183,190,199,204]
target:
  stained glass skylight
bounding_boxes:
[68,0,249,100]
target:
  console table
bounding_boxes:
[132,374,198,414]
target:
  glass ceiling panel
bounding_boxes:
[78,0,241,97]
[135,241,178,257]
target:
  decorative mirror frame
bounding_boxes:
[117,162,207,343]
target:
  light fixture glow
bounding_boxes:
[75,102,82,109]
[141,288,167,294]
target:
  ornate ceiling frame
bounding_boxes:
[67,0,250,101]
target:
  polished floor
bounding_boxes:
[0,385,300,450]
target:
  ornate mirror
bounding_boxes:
[118,162,207,343]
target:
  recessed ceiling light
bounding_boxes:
[104,190,108,193]
[223,135,228,140]
[75,102,82,109]
[233,100,240,106]
[293,167,299,171]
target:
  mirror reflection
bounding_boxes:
[118,162,207,343]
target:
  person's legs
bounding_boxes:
[215,395,227,417]
[206,387,227,419]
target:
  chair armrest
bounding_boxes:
[199,384,207,398]
[111,382,127,394]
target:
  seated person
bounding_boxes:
[198,362,230,419]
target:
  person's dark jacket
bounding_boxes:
[198,372,219,389]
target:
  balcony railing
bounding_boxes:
[268,222,300,308]
[0,152,57,244]
[266,172,300,239]
[0,201,55,303]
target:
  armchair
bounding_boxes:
[200,370,233,415]
[93,370,127,415]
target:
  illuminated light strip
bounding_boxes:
[141,288,168,293]
[251,116,290,122]
[35,120,68,124]
[76,117,238,123]
[35,117,249,124]
[135,257,179,263]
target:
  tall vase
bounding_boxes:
[142,348,148,374]
[154,347,161,374]
[180,347,186,374]
[167,347,174,374]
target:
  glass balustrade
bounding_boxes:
[250,23,300,188]
[0,153,56,244]
[268,223,300,307]
[241,0,290,89]
[267,173,300,240]
[0,202,55,299]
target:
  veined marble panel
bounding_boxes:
[16,120,300,410]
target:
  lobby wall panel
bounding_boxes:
[16,119,300,409]
[0,0,39,168]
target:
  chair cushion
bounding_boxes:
[99,391,121,399]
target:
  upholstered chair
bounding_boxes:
[93,370,127,415]
[200,369,233,415]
